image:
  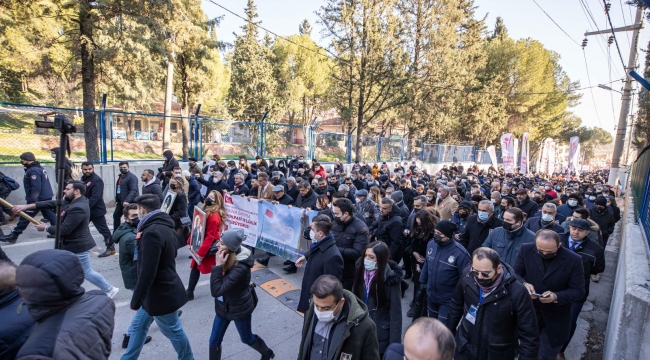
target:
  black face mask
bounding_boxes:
[459,212,469,219]
[334,216,344,225]
[170,183,177,190]
[538,249,557,260]
[120,169,128,174]
[502,221,516,231]
[129,218,140,228]
[475,275,497,287]
[433,234,445,246]
[205,198,214,206]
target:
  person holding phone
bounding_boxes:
[513,229,585,360]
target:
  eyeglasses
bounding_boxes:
[470,267,492,278]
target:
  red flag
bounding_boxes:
[265,209,273,218]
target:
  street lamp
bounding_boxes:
[598,84,622,94]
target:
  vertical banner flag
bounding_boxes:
[223,192,259,247]
[513,138,519,173]
[520,132,529,174]
[487,146,498,169]
[568,136,580,173]
[500,133,515,174]
[547,139,556,174]
[540,138,552,174]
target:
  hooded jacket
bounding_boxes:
[15,249,114,359]
[160,150,179,188]
[0,289,35,360]
[210,247,256,321]
[352,260,403,355]
[447,262,539,360]
[482,226,535,266]
[332,216,369,288]
[298,290,380,360]
[130,212,188,316]
[112,221,138,290]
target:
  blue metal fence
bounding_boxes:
[631,144,650,244]
[0,101,506,165]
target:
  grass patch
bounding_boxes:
[0,112,36,130]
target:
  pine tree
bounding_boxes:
[299,19,312,36]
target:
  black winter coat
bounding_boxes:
[210,250,256,321]
[131,212,188,316]
[332,217,369,288]
[233,183,250,196]
[186,176,201,205]
[401,188,417,210]
[447,262,539,360]
[295,189,318,209]
[352,261,403,355]
[81,172,107,218]
[286,185,299,202]
[197,177,231,196]
[517,197,538,220]
[458,214,503,256]
[371,205,404,248]
[160,151,179,188]
[589,207,615,236]
[0,290,35,359]
[560,233,606,300]
[167,190,188,229]
[23,162,54,203]
[297,235,344,313]
[116,171,139,203]
[420,238,471,304]
[142,178,164,203]
[513,243,585,347]
[275,194,294,205]
[524,216,565,235]
[15,249,114,360]
[35,197,96,254]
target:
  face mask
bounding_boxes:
[170,183,177,190]
[138,210,145,220]
[437,193,443,199]
[427,197,433,202]
[314,302,340,323]
[538,249,557,260]
[174,174,181,178]
[588,196,596,201]
[51,154,57,158]
[459,212,469,219]
[309,230,319,242]
[120,169,128,174]
[334,216,344,225]
[477,211,489,222]
[433,234,445,246]
[213,178,219,183]
[355,198,362,203]
[475,274,497,287]
[541,213,554,222]
[364,258,376,271]
[555,186,561,191]
[568,199,578,207]
[544,186,550,190]
[129,217,140,228]
[502,221,517,231]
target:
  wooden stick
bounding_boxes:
[0,198,40,225]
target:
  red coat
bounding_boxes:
[313,167,326,179]
[188,213,222,274]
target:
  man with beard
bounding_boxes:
[80,162,114,258]
[515,188,539,220]
[114,162,139,230]
[11,181,119,298]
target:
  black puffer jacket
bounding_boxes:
[210,248,256,321]
[332,216,369,288]
[295,188,318,209]
[15,249,115,359]
[352,261,403,355]
[458,214,503,256]
[370,205,404,247]
[0,290,35,359]
[447,262,539,360]
[517,196,538,220]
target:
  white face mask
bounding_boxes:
[309,230,319,242]
[568,199,578,207]
[364,258,376,271]
[314,302,340,323]
[173,174,181,178]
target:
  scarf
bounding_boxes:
[136,209,162,233]
[477,269,505,295]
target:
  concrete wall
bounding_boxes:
[603,195,650,359]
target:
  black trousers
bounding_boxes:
[91,216,113,247]
[113,202,124,232]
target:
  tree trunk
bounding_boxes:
[126,113,134,141]
[163,60,174,150]
[80,5,99,162]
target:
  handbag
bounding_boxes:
[180,216,191,227]
[249,282,259,308]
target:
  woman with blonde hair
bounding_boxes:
[185,190,227,300]
[369,186,381,204]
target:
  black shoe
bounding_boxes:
[403,273,412,280]
[47,234,55,238]
[144,336,152,345]
[406,306,415,318]
[98,246,116,258]
[1,233,18,244]
[401,280,409,298]
[250,336,275,360]
[283,260,292,265]
[256,255,270,267]
[283,264,297,274]
[209,346,222,360]
[122,334,130,349]
[177,310,182,317]
[186,289,194,301]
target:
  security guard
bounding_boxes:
[1,152,56,244]
[80,162,114,258]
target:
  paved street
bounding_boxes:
[0,207,600,360]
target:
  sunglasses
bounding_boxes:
[470,267,492,278]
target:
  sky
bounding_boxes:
[202,0,650,135]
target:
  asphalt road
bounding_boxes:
[0,208,596,360]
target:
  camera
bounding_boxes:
[35,114,76,134]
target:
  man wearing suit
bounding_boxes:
[80,162,114,258]
[435,185,458,221]
[114,162,140,231]
[513,229,585,360]
[255,172,274,200]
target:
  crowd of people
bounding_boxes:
[0,150,619,360]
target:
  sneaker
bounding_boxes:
[106,287,119,299]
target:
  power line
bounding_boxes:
[602,0,627,72]
[583,48,605,128]
[619,0,631,47]
[608,46,617,129]
[578,0,623,79]
[530,0,581,46]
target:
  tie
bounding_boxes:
[570,242,577,251]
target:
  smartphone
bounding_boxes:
[533,293,550,298]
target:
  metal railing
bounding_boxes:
[631,144,650,243]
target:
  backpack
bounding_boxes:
[2,175,20,191]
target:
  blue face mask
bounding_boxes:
[477,211,489,222]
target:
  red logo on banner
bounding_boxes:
[503,136,511,150]
[224,194,233,204]
[265,209,273,218]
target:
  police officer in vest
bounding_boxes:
[1,152,56,244]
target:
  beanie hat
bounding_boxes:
[356,189,368,197]
[221,228,244,253]
[435,220,458,239]
[471,195,483,203]
[458,201,474,210]
[595,197,607,206]
[379,175,389,182]
[20,152,36,162]
[391,190,403,203]
[182,170,191,177]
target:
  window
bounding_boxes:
[171,122,178,133]
[134,120,142,131]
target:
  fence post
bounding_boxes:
[108,111,114,162]
[436,144,441,163]
[199,118,203,158]
[99,94,107,164]
[376,137,382,163]
[259,111,269,157]
[420,140,425,161]
[193,104,201,159]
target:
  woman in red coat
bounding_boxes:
[186,190,227,300]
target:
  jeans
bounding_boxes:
[127,291,135,336]
[561,301,585,352]
[122,308,193,360]
[209,314,257,348]
[427,301,449,323]
[90,216,113,247]
[76,251,113,292]
[538,325,564,360]
[12,207,56,234]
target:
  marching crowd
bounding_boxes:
[0,150,618,360]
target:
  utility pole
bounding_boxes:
[163,59,174,150]
[585,5,645,187]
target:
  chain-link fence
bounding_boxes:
[265,123,308,159]
[314,133,347,162]
[379,137,403,162]
[631,144,650,242]
[200,119,260,160]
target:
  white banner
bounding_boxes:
[223,192,259,248]
[520,132,529,174]
[568,136,580,173]
[547,139,556,174]
[500,133,515,174]
[487,146,498,169]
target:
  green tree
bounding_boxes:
[635,38,650,149]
